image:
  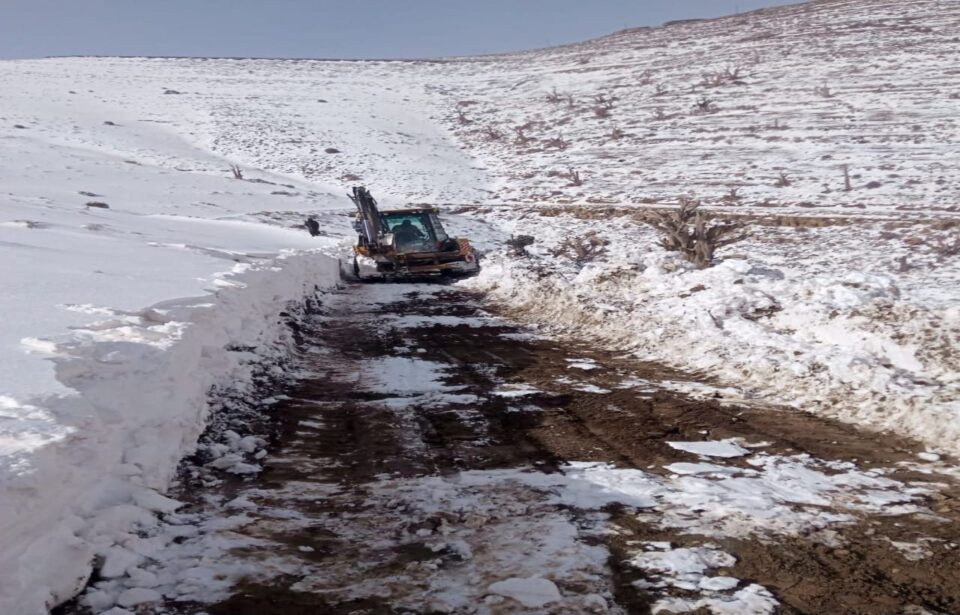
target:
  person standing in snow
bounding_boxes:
[305,217,320,237]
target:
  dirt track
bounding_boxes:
[64,283,960,615]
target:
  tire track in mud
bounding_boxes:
[64,284,960,615]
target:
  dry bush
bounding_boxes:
[593,94,615,110]
[701,66,744,88]
[230,164,243,179]
[565,168,583,187]
[550,232,609,267]
[514,125,533,145]
[722,186,742,203]
[774,171,791,187]
[814,84,834,98]
[930,233,960,261]
[593,106,612,119]
[546,87,564,104]
[505,234,535,256]
[545,134,570,150]
[607,127,625,141]
[456,109,471,125]
[768,118,788,130]
[693,98,718,114]
[482,126,503,141]
[842,164,853,191]
[645,197,748,268]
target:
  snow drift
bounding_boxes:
[0,254,340,613]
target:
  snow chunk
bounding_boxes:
[668,439,750,458]
[487,577,561,608]
[492,383,540,398]
[664,462,744,476]
[100,546,143,578]
[132,489,183,514]
[116,587,163,607]
[700,576,740,591]
[654,583,779,615]
[629,546,735,576]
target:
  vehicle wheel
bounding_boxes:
[353,256,361,279]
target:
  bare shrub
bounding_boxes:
[722,186,742,203]
[456,109,471,125]
[593,94,615,110]
[591,94,615,119]
[701,66,744,88]
[814,84,834,98]
[230,164,244,180]
[565,168,583,186]
[774,171,791,187]
[701,73,726,88]
[514,125,533,145]
[930,233,960,261]
[505,234,535,256]
[645,197,748,268]
[550,232,609,267]
[546,87,564,104]
[545,134,570,150]
[693,98,718,114]
[842,164,853,191]
[482,126,503,141]
[768,118,788,130]
[607,127,625,141]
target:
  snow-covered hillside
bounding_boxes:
[440,0,960,215]
[1,0,958,612]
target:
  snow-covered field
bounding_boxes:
[1,0,958,611]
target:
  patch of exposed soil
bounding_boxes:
[60,284,960,615]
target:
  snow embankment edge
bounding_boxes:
[0,251,340,615]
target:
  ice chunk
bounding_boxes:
[668,439,750,458]
[664,462,743,475]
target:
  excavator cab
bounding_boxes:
[348,186,480,280]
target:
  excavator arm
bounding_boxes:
[348,186,385,251]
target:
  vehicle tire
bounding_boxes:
[353,256,361,280]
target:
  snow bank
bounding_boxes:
[465,214,960,456]
[0,252,340,614]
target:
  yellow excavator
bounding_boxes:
[347,186,480,280]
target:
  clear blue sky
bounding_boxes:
[0,0,802,60]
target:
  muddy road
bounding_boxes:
[68,283,960,615]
